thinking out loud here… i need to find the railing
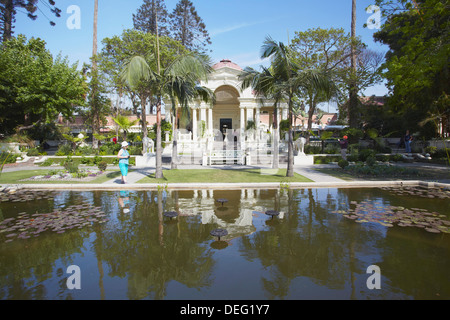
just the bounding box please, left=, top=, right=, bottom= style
left=207, top=150, right=245, bottom=165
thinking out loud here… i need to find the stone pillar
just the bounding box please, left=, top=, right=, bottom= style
left=208, top=107, right=213, bottom=134
left=200, top=105, right=206, bottom=123
left=240, top=107, right=245, bottom=132
left=192, top=106, right=197, bottom=141
left=255, top=107, right=260, bottom=127
left=255, top=107, right=260, bottom=141
left=246, top=107, right=254, bottom=124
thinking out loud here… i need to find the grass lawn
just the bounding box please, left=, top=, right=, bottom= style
left=314, top=164, right=450, bottom=181
left=137, top=168, right=313, bottom=184
left=0, top=169, right=122, bottom=184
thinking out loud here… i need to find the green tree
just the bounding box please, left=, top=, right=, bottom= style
left=99, top=29, right=188, bottom=155
left=0, top=0, right=61, bottom=42
left=373, top=0, right=449, bottom=138
left=169, top=0, right=211, bottom=52
left=133, top=0, right=170, bottom=36
left=258, top=36, right=338, bottom=177
left=0, top=35, right=87, bottom=135
left=291, top=27, right=382, bottom=134
left=122, top=52, right=213, bottom=177
left=240, top=65, right=284, bottom=169
left=112, top=114, right=138, bottom=140
left=165, top=53, right=214, bottom=169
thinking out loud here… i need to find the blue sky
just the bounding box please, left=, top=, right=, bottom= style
left=13, top=0, right=388, bottom=99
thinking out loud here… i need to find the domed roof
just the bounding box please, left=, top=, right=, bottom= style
left=212, top=59, right=242, bottom=71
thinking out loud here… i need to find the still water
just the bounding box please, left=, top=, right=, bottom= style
left=0, top=187, right=449, bottom=300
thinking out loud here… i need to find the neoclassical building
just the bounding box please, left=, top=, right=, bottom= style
left=163, top=59, right=290, bottom=163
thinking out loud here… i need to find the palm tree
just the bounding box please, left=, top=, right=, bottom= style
left=167, top=81, right=214, bottom=169
left=348, top=0, right=359, bottom=128
left=91, top=0, right=100, bottom=149
left=122, top=53, right=213, bottom=176
left=239, top=65, right=283, bottom=169
left=259, top=36, right=338, bottom=177
left=112, top=115, right=138, bottom=140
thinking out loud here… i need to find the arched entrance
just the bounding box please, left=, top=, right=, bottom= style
left=213, top=85, right=241, bottom=139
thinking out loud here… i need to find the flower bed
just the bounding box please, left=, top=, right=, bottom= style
left=21, top=169, right=105, bottom=182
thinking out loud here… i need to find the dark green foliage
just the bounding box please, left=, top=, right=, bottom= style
left=97, top=161, right=107, bottom=171
left=338, top=159, right=349, bottom=169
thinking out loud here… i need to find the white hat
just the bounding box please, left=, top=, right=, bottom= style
left=121, top=141, right=129, bottom=147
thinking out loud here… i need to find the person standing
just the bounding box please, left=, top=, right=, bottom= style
left=404, top=130, right=413, bottom=153
left=339, top=135, right=349, bottom=160
left=118, top=141, right=130, bottom=184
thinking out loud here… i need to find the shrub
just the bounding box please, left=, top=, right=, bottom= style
left=40, top=158, right=54, bottom=167
left=433, top=148, right=450, bottom=159
left=77, top=145, right=95, bottom=155
left=93, top=155, right=103, bottom=165
left=390, top=154, right=404, bottom=162
left=365, top=155, right=377, bottom=167
left=26, top=147, right=41, bottom=156
left=305, top=145, right=321, bottom=154
left=376, top=154, right=389, bottom=162
left=358, top=149, right=376, bottom=162
left=347, top=154, right=358, bottom=162
left=97, top=161, right=107, bottom=171
left=424, top=146, right=437, bottom=155
left=338, top=159, right=349, bottom=169
left=63, top=156, right=79, bottom=173
left=56, top=144, right=73, bottom=156
left=0, top=152, right=19, bottom=164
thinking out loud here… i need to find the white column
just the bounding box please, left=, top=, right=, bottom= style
left=240, top=107, right=245, bottom=132
left=192, top=107, right=197, bottom=141
left=246, top=107, right=254, bottom=123
left=255, top=107, right=260, bottom=141
left=208, top=107, right=213, bottom=133
left=200, top=105, right=206, bottom=123
left=255, top=107, right=260, bottom=127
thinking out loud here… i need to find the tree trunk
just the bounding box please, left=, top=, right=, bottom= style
left=349, top=0, right=359, bottom=128
left=155, top=8, right=164, bottom=179
left=141, top=94, right=148, bottom=153
left=155, top=99, right=164, bottom=178
left=286, top=97, right=295, bottom=177
left=272, top=105, right=279, bottom=169
left=2, top=0, right=14, bottom=42
left=91, top=0, right=99, bottom=149
left=171, top=107, right=178, bottom=169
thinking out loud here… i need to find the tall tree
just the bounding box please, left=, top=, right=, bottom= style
left=348, top=0, right=359, bottom=128
left=259, top=36, right=338, bottom=177
left=373, top=0, right=449, bottom=138
left=122, top=52, right=214, bottom=178
left=240, top=66, right=283, bottom=169
left=90, top=0, right=101, bottom=149
left=169, top=0, right=211, bottom=52
left=133, top=0, right=169, bottom=36
left=0, top=35, right=87, bottom=135
left=99, top=29, right=187, bottom=159
left=0, top=0, right=61, bottom=42
left=291, top=28, right=353, bottom=141
left=165, top=52, right=214, bottom=169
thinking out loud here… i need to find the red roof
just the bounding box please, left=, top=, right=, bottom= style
left=212, top=59, right=242, bottom=71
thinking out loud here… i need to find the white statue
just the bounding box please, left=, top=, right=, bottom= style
left=142, top=137, right=154, bottom=154
left=294, top=137, right=306, bottom=155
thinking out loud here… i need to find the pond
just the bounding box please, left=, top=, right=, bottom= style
left=0, top=186, right=449, bottom=300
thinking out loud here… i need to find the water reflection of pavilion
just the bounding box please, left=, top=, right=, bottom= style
left=169, top=188, right=286, bottom=240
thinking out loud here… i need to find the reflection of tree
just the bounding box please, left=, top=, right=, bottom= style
left=239, top=189, right=358, bottom=299
left=99, top=190, right=215, bottom=299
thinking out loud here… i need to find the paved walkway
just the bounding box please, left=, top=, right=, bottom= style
left=100, top=163, right=345, bottom=185
left=3, top=160, right=449, bottom=187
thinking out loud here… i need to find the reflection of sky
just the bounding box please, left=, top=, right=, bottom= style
left=2, top=188, right=449, bottom=300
